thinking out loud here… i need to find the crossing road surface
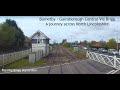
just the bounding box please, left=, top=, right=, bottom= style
left=1, top=59, right=118, bottom=74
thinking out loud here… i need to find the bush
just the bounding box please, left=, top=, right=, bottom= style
left=63, top=43, right=71, bottom=48
left=74, top=51, right=87, bottom=60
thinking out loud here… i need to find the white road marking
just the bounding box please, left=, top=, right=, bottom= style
left=52, top=65, right=60, bottom=67
left=61, top=60, right=82, bottom=65
left=33, top=60, right=82, bottom=70
left=110, top=69, right=120, bottom=74
left=32, top=66, right=50, bottom=69
left=106, top=70, right=116, bottom=74
left=73, top=60, right=80, bottom=63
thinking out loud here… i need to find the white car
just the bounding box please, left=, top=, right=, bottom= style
left=98, top=48, right=107, bottom=53
left=108, top=49, right=119, bottom=55
left=83, top=47, right=87, bottom=50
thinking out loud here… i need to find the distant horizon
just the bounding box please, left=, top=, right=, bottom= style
left=0, top=16, right=120, bottom=44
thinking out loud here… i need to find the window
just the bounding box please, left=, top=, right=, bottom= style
left=32, top=39, right=37, bottom=43
left=38, top=39, right=43, bottom=43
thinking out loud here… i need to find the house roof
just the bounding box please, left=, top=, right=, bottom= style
left=30, top=30, right=50, bottom=40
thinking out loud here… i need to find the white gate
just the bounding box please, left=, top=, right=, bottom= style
left=86, top=51, right=120, bottom=69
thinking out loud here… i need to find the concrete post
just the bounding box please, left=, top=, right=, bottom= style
left=29, top=53, right=36, bottom=63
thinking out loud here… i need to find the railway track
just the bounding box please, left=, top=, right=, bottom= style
left=57, top=45, right=63, bottom=74
left=47, top=46, right=57, bottom=74
left=47, top=45, right=80, bottom=74
left=60, top=46, right=81, bottom=74
left=48, top=45, right=63, bottom=74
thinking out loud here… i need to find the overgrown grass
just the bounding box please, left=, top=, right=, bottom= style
left=64, top=46, right=87, bottom=60
left=0, top=60, right=2, bottom=66
left=4, top=57, right=46, bottom=69
left=63, top=43, right=71, bottom=48
left=74, top=51, right=87, bottom=60
left=67, top=47, right=74, bottom=52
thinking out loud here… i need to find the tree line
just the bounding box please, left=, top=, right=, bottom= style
left=0, top=19, right=31, bottom=53
left=62, top=38, right=118, bottom=49
left=80, top=38, right=117, bottom=49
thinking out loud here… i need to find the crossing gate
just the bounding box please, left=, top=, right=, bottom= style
left=86, top=51, right=120, bottom=70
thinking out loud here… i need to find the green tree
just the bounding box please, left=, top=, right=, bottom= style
left=83, top=40, right=87, bottom=44
left=83, top=40, right=88, bottom=46
left=63, top=42, right=71, bottom=48
left=106, top=38, right=117, bottom=49
left=0, top=23, right=17, bottom=49
left=6, top=19, right=18, bottom=29
left=62, top=39, right=67, bottom=44
left=99, top=40, right=106, bottom=48
left=6, top=19, right=25, bottom=48
left=24, top=36, right=31, bottom=48
left=0, top=19, right=26, bottom=52
left=89, top=41, right=96, bottom=47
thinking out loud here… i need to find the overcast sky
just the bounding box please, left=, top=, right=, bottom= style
left=0, top=16, right=120, bottom=43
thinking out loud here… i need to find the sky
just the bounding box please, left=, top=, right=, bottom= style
left=0, top=16, right=120, bottom=44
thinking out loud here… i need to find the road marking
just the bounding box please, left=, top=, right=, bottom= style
left=61, top=61, right=79, bottom=65
left=33, top=66, right=50, bottom=69
left=106, top=70, right=116, bottom=74
left=52, top=65, right=60, bottom=67
left=32, top=60, right=89, bottom=69
left=72, top=61, right=80, bottom=63
left=110, top=69, right=120, bottom=74
left=33, top=61, right=82, bottom=70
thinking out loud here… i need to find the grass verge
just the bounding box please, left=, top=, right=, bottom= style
left=64, top=46, right=87, bottom=60
left=74, top=51, right=87, bottom=60
left=4, top=57, right=46, bottom=69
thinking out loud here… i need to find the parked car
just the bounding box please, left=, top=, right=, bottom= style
left=108, top=49, right=119, bottom=55
left=98, top=48, right=107, bottom=53
left=91, top=48, right=97, bottom=51
left=83, top=47, right=88, bottom=50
